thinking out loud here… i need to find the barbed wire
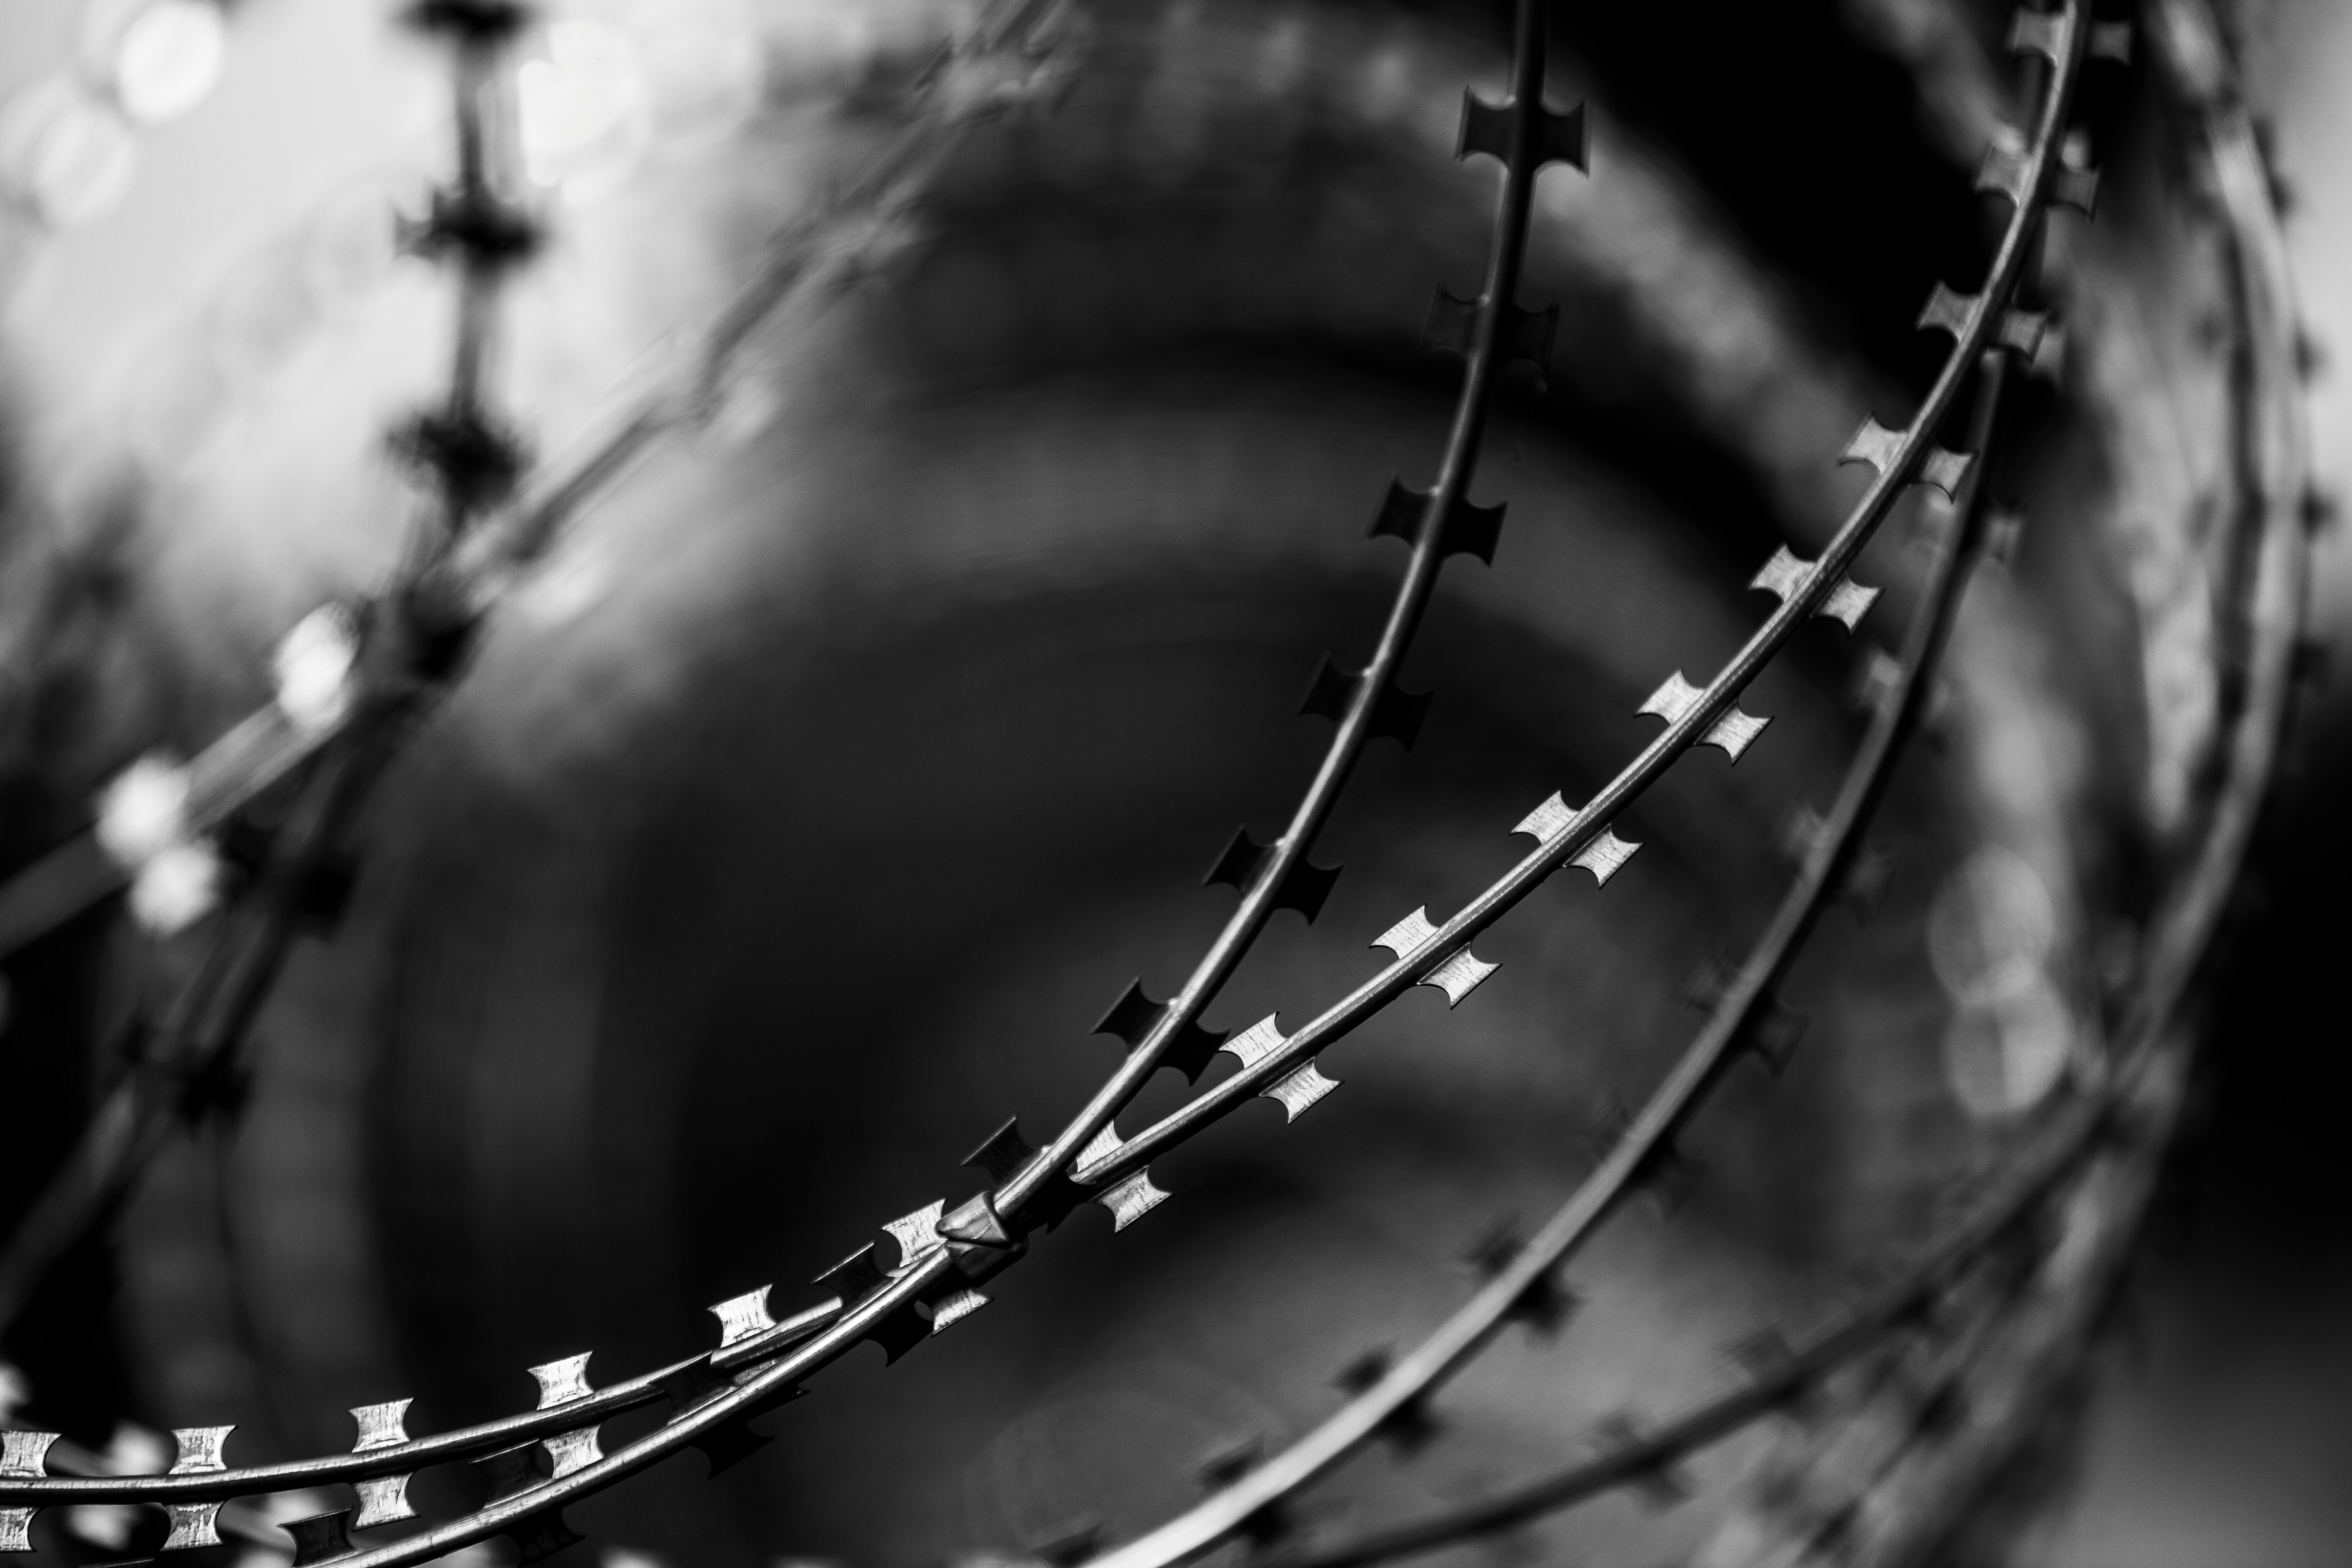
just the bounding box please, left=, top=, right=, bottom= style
left=0, top=3, right=2310, bottom=1568
left=0, top=0, right=1091, bottom=1351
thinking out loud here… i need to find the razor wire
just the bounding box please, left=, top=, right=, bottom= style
left=0, top=3, right=2311, bottom=1568
left=0, top=0, right=1091, bottom=1345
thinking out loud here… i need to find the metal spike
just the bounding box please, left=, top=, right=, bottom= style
left=0, top=1432, right=57, bottom=1476
left=1095, top=1169, right=1170, bottom=1230
left=1511, top=790, right=1575, bottom=844
left=1820, top=578, right=1879, bottom=630
left=1369, top=681, right=1434, bottom=749
left=1915, top=281, right=1975, bottom=340
left=1203, top=828, right=1341, bottom=921
left=1373, top=480, right=1421, bottom=541
left=1372, top=906, right=1439, bottom=960
left=1466, top=1225, right=1579, bottom=1336
left=1749, top=545, right=1808, bottom=601
left=1595, top=1413, right=1693, bottom=1506
left=1447, top=493, right=1509, bottom=565
left=1161, top=1014, right=1232, bottom=1085
left=1300, top=658, right=1431, bottom=747
left=929, top=1288, right=991, bottom=1334
left=1497, top=301, right=1560, bottom=379
left=351, top=1475, right=416, bottom=1530
left=1975, top=142, right=2032, bottom=206
left=1297, top=655, right=1358, bottom=723
left=1274, top=854, right=1343, bottom=922
left=162, top=1502, right=224, bottom=1551
left=1455, top=89, right=1588, bottom=172
left=284, top=1510, right=355, bottom=1568
left=1918, top=446, right=1973, bottom=499
left=1570, top=828, right=1641, bottom=885
left=1457, top=90, right=1514, bottom=166
left=350, top=1400, right=411, bottom=1452
left=1262, top=1059, right=1341, bottom=1121
left=1424, top=288, right=1479, bottom=358
left=1997, top=305, right=2050, bottom=359
left=962, top=1116, right=1036, bottom=1186
left=883, top=1201, right=947, bottom=1267
left=543, top=1425, right=602, bottom=1479
left=2089, top=20, right=2132, bottom=61
left=1746, top=1003, right=1808, bottom=1075
left=1333, top=1349, right=1439, bottom=1450
left=1638, top=671, right=1770, bottom=761
left=2006, top=8, right=2067, bottom=63
left=706, top=1287, right=775, bottom=1348
left=2050, top=163, right=2099, bottom=216
left=1204, top=824, right=1274, bottom=890
left=168, top=1426, right=233, bottom=1473
left=1308, top=653, right=1364, bottom=719
left=1841, top=414, right=1908, bottom=479
left=867, top=1303, right=933, bottom=1363
left=1373, top=480, right=1507, bottom=563
left=1853, top=646, right=1905, bottom=717
left=0, top=1510, right=29, bottom=1553
left=1986, top=504, right=2027, bottom=566
left=1220, top=1014, right=1287, bottom=1069
left=528, top=1354, right=593, bottom=1409
left=1424, top=948, right=1500, bottom=1006
left=652, top=1354, right=734, bottom=1419
left=814, top=1242, right=889, bottom=1304
left=1680, top=947, right=1736, bottom=1014
left=1094, top=980, right=1164, bottom=1046
left=1749, top=546, right=1879, bottom=630
left=478, top=1441, right=550, bottom=1504
left=1780, top=803, right=1831, bottom=866
left=1075, top=1120, right=1125, bottom=1170
left=1842, top=846, right=1896, bottom=913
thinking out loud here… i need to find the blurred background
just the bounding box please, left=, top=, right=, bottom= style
left=0, top=2, right=2342, bottom=1565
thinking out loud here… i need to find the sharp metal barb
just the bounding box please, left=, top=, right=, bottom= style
left=882, top=1201, right=948, bottom=1269
left=1372, top=907, right=1499, bottom=1006
left=813, top=1243, right=890, bottom=1305
left=528, top=1355, right=593, bottom=1411
left=351, top=1475, right=416, bottom=1531
left=1748, top=546, right=1880, bottom=632
left=0, top=1434, right=55, bottom=1479
left=1593, top=1414, right=1692, bottom=1508
left=285, top=1510, right=356, bottom=1568
left=1455, top=88, right=1588, bottom=173
left=1333, top=1349, right=1440, bottom=1452
left=1203, top=827, right=1341, bottom=923
left=163, top=1501, right=226, bottom=1551
left=1094, top=1170, right=1171, bottom=1231
left=1262, top=1059, right=1341, bottom=1122
left=963, top=1117, right=1037, bottom=1191
left=1638, top=671, right=1770, bottom=761
left=1368, top=480, right=1506, bottom=566
left=708, top=1287, right=776, bottom=1347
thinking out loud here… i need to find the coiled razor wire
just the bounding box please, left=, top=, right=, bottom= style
left=0, top=2, right=2312, bottom=1567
